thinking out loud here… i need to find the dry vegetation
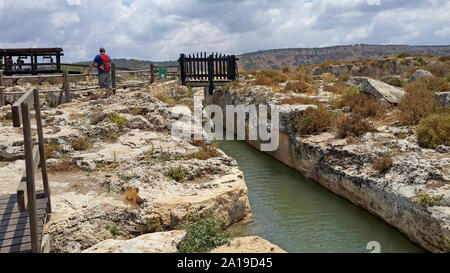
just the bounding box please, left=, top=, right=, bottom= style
left=187, top=144, right=221, bottom=160
left=249, top=66, right=318, bottom=94
left=45, top=140, right=61, bottom=159
left=124, top=187, right=144, bottom=206
left=331, top=86, right=386, bottom=119
left=334, top=114, right=374, bottom=138
left=71, top=136, right=92, bottom=151
left=241, top=56, right=449, bottom=149
left=294, top=106, right=335, bottom=135
left=397, top=79, right=442, bottom=125
left=373, top=152, right=394, bottom=173
left=416, top=111, right=450, bottom=149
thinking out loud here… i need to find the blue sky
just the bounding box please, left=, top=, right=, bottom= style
left=0, top=0, right=449, bottom=62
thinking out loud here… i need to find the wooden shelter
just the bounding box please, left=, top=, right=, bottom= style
left=0, top=48, right=64, bottom=75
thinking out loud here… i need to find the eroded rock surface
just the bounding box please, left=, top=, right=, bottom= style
left=0, top=80, right=251, bottom=253
left=348, top=77, right=405, bottom=104
left=82, top=230, right=186, bottom=253
left=211, top=236, right=286, bottom=253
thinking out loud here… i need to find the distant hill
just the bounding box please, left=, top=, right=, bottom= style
left=238, top=44, right=450, bottom=70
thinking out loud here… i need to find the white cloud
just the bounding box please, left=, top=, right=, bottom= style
left=50, top=11, right=80, bottom=28
left=435, top=27, right=450, bottom=38
left=0, top=0, right=448, bottom=62
left=66, top=0, right=81, bottom=6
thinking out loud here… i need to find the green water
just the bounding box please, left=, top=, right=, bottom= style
left=217, top=139, right=424, bottom=253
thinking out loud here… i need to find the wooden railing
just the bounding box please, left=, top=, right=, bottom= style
left=178, top=53, right=238, bottom=90
left=11, top=89, right=51, bottom=253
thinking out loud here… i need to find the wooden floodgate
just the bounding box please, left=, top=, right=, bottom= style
left=178, top=53, right=238, bottom=92
left=0, top=89, right=51, bottom=253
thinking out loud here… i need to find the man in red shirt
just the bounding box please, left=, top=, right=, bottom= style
left=85, top=48, right=114, bottom=97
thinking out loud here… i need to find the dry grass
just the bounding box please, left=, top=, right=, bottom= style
left=331, top=86, right=386, bottom=119
left=423, top=61, right=450, bottom=79
left=323, top=83, right=347, bottom=94
left=284, top=80, right=315, bottom=93
left=397, top=79, right=441, bottom=125
left=45, top=141, right=61, bottom=159
left=69, top=113, right=86, bottom=120
left=373, top=152, right=393, bottom=173
left=47, top=157, right=83, bottom=173
left=187, top=144, right=221, bottom=160
left=153, top=91, right=177, bottom=105
left=71, top=136, right=92, bottom=151
left=321, top=73, right=337, bottom=84
left=294, top=106, right=335, bottom=135
left=334, top=114, right=374, bottom=138
left=124, top=187, right=144, bottom=206
left=254, top=70, right=288, bottom=86
left=239, top=70, right=258, bottom=76
left=278, top=96, right=322, bottom=106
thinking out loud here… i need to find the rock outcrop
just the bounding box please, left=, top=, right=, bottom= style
left=211, top=236, right=286, bottom=253
left=408, top=69, right=434, bottom=83
left=209, top=86, right=450, bottom=253
left=435, top=92, right=450, bottom=108
left=82, top=230, right=186, bottom=253
left=348, top=77, right=405, bottom=104
left=0, top=80, right=252, bottom=253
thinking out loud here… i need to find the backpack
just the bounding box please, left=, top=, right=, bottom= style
left=99, top=54, right=111, bottom=72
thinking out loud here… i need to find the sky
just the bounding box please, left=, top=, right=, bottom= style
left=0, top=0, right=449, bottom=62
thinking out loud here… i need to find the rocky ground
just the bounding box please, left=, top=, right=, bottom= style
left=0, top=77, right=280, bottom=253
left=212, top=59, right=450, bottom=252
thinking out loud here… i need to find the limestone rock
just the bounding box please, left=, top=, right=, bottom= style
left=348, top=77, right=405, bottom=104
left=211, top=236, right=286, bottom=253
left=434, top=92, right=450, bottom=108
left=408, top=69, right=434, bottom=83
left=82, top=230, right=186, bottom=253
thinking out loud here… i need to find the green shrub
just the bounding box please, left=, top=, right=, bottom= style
left=106, top=224, right=121, bottom=236
left=381, top=77, right=405, bottom=87
left=373, top=152, right=393, bottom=173
left=416, top=112, right=450, bottom=149
left=177, top=215, right=232, bottom=253
left=168, top=166, right=187, bottom=182
left=109, top=112, right=128, bottom=130
left=294, top=106, right=335, bottom=135
left=414, top=190, right=444, bottom=207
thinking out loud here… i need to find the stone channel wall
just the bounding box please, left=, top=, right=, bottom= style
left=208, top=88, right=450, bottom=253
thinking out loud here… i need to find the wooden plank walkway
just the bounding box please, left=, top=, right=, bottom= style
left=0, top=191, right=49, bottom=253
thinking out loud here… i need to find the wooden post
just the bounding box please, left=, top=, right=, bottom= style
left=150, top=64, right=155, bottom=84
left=63, top=69, right=70, bottom=103
left=111, top=63, right=117, bottom=90
left=33, top=89, right=51, bottom=213
left=179, top=54, right=185, bottom=85
left=0, top=70, right=4, bottom=106
left=21, top=102, right=40, bottom=253
left=208, top=54, right=214, bottom=94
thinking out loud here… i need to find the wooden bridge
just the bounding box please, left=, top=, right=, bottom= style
left=178, top=53, right=238, bottom=92
left=0, top=89, right=51, bottom=253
